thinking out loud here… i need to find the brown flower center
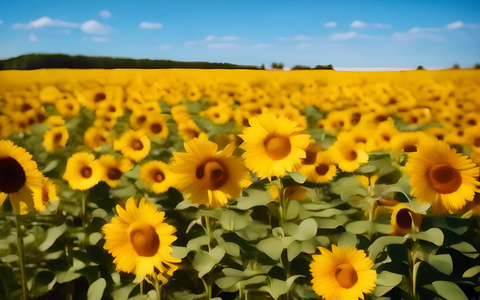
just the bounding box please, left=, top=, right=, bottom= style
left=315, top=164, right=330, bottom=176
left=196, top=160, right=227, bottom=190
left=53, top=132, right=63, bottom=143
left=302, top=149, right=317, bottom=165
left=474, top=137, right=480, bottom=147
left=0, top=157, right=27, bottom=194
left=151, top=123, right=163, bottom=134
left=107, top=168, right=122, bottom=180
left=154, top=171, right=165, bottom=183
left=132, top=139, right=144, bottom=151
left=427, top=164, right=462, bottom=194
left=404, top=145, right=417, bottom=152
left=335, top=263, right=358, bottom=289
left=129, top=223, right=160, bottom=257
left=396, top=208, right=413, bottom=229
left=81, top=166, right=93, bottom=179
left=94, top=92, right=106, bottom=103
left=348, top=150, right=358, bottom=161
left=264, top=136, right=291, bottom=160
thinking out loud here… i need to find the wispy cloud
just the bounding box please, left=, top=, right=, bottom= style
left=13, top=17, right=78, bottom=30
left=99, top=10, right=111, bottom=18
left=392, top=31, right=444, bottom=42
left=80, top=20, right=112, bottom=35
left=157, top=45, right=170, bottom=50
left=296, top=43, right=311, bottom=50
left=92, top=36, right=110, bottom=43
left=294, top=35, right=312, bottom=41
left=330, top=31, right=357, bottom=41
left=29, top=33, right=38, bottom=42
left=254, top=43, right=270, bottom=48
left=0, top=20, right=3, bottom=25
left=139, top=22, right=163, bottom=29
left=324, top=21, right=337, bottom=28
left=350, top=20, right=391, bottom=29
left=204, top=35, right=239, bottom=42
left=207, top=43, right=238, bottom=49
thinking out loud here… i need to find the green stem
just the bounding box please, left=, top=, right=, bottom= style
left=200, top=276, right=212, bottom=300
left=277, top=179, right=286, bottom=227
left=408, top=240, right=420, bottom=300
left=203, top=215, right=212, bottom=251
left=82, top=190, right=88, bottom=228
left=140, top=280, right=143, bottom=295
left=15, top=215, right=28, bottom=300
left=154, top=276, right=162, bottom=300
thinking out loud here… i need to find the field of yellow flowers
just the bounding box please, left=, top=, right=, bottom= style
left=0, top=69, right=479, bottom=300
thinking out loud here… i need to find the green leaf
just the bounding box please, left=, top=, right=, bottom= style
left=338, top=232, right=357, bottom=249
left=111, top=284, right=137, bottom=300
left=463, top=266, right=480, bottom=278
left=411, top=228, right=444, bottom=246
left=257, top=237, right=284, bottom=260
left=192, top=247, right=226, bottom=278
left=432, top=281, right=468, bottom=300
left=56, top=267, right=81, bottom=283
left=287, top=241, right=301, bottom=262
left=286, top=172, right=307, bottom=184
left=425, top=254, right=453, bottom=275
left=219, top=210, right=252, bottom=231
left=87, top=278, right=106, bottom=300
left=186, top=235, right=210, bottom=251
left=41, top=159, right=59, bottom=173
left=294, top=218, right=317, bottom=241
left=218, top=242, right=240, bottom=257
left=39, top=223, right=67, bottom=252
left=260, top=279, right=288, bottom=300
left=109, top=184, right=137, bottom=199
left=345, top=220, right=373, bottom=234
left=285, top=200, right=300, bottom=220
left=368, top=236, right=406, bottom=260
left=215, top=276, right=242, bottom=290
left=172, top=246, right=190, bottom=259
left=286, top=275, right=304, bottom=288
left=232, top=189, right=272, bottom=210
left=376, top=271, right=403, bottom=286
left=451, top=242, right=477, bottom=253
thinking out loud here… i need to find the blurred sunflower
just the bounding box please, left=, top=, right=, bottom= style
left=143, top=113, right=169, bottom=139
left=33, top=178, right=59, bottom=213
left=99, top=155, right=134, bottom=188
left=114, top=130, right=151, bottom=163
left=329, top=136, right=369, bottom=173
left=310, top=245, right=377, bottom=300
left=55, top=93, right=80, bottom=118
left=300, top=151, right=337, bottom=183
left=63, top=152, right=104, bottom=191
left=178, top=119, right=202, bottom=141
left=406, top=138, right=479, bottom=214
left=84, top=126, right=110, bottom=150
left=140, top=160, right=174, bottom=194
left=0, top=115, right=11, bottom=139
left=171, top=133, right=251, bottom=208
left=240, top=113, right=310, bottom=180
left=43, top=126, right=69, bottom=153
left=390, top=204, right=423, bottom=236
left=0, top=140, right=44, bottom=214
left=102, top=197, right=181, bottom=281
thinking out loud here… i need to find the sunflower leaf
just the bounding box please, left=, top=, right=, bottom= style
left=410, top=228, right=444, bottom=246
left=432, top=281, right=468, bottom=300
left=424, top=254, right=453, bottom=275
left=338, top=232, right=357, bottom=248
left=38, top=223, right=67, bottom=252
left=257, top=237, right=284, bottom=260
left=232, top=189, right=272, bottom=210
left=87, top=278, right=106, bottom=300
left=286, top=172, right=307, bottom=184
left=345, top=220, right=373, bottom=234
left=368, top=236, right=406, bottom=260
left=375, top=271, right=403, bottom=287
left=463, top=266, right=480, bottom=278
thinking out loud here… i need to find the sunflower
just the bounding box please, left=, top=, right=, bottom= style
left=114, top=130, right=151, bottom=163
left=99, top=155, right=134, bottom=188
left=406, top=138, right=480, bottom=214
left=300, top=151, right=337, bottom=183
left=84, top=127, right=110, bottom=150
left=143, top=113, right=169, bottom=139
left=310, top=245, right=377, bottom=300
left=43, top=126, right=69, bottom=153
left=390, top=204, right=423, bottom=236
left=329, top=136, right=369, bottom=173
left=33, top=178, right=59, bottom=213
left=0, top=140, right=44, bottom=214
left=140, top=160, right=174, bottom=194
left=240, top=113, right=310, bottom=180
left=63, top=152, right=104, bottom=191
left=102, top=197, right=181, bottom=281
left=0, top=115, right=11, bottom=139
left=171, top=133, right=251, bottom=208
left=177, top=119, right=202, bottom=142
left=55, top=93, right=80, bottom=118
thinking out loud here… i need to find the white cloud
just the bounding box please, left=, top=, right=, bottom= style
left=139, top=22, right=163, bottom=29
left=254, top=43, right=270, bottom=48
left=330, top=31, right=357, bottom=41
left=203, top=35, right=239, bottom=42
left=445, top=21, right=464, bottom=30
left=58, top=29, right=71, bottom=34
left=184, top=41, right=196, bottom=47
left=372, top=23, right=391, bottom=29
left=296, top=43, right=311, bottom=50
left=158, top=45, right=170, bottom=50
left=0, top=20, right=3, bottom=25
left=350, top=20, right=367, bottom=28
left=324, top=21, right=337, bottom=28
left=294, top=34, right=312, bottom=41
left=92, top=36, right=110, bottom=43
left=392, top=31, right=444, bottom=42
left=99, top=10, right=111, bottom=18
left=29, top=33, right=38, bottom=42
left=13, top=17, right=78, bottom=30
left=208, top=43, right=237, bottom=49
left=80, top=20, right=112, bottom=34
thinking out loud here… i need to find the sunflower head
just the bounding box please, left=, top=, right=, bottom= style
left=390, top=204, right=423, bottom=236
left=240, top=113, right=310, bottom=180
left=63, top=152, right=104, bottom=191
left=310, top=245, right=377, bottom=300
left=406, top=138, right=480, bottom=214
left=114, top=130, right=151, bottom=163
left=140, top=160, right=174, bottom=194
left=102, top=197, right=181, bottom=282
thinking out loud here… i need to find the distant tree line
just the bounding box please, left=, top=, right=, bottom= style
left=0, top=54, right=261, bottom=70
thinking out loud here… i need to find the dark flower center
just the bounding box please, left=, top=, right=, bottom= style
left=196, top=160, right=228, bottom=190
left=81, top=166, right=93, bottom=179
left=151, top=123, right=163, bottom=134
left=335, top=263, right=358, bottom=289
left=94, top=93, right=106, bottom=103
left=132, top=140, right=144, bottom=151
left=107, top=168, right=122, bottom=180
left=315, top=164, right=330, bottom=176
left=130, top=223, right=160, bottom=257
left=154, top=171, right=165, bottom=183
left=264, top=136, right=291, bottom=160
left=396, top=209, right=413, bottom=229
left=0, top=157, right=27, bottom=194
left=427, top=163, right=462, bottom=194
left=404, top=145, right=417, bottom=152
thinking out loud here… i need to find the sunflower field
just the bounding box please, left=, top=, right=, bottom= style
left=0, top=69, right=480, bottom=300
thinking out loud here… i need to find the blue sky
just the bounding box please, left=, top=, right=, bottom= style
left=1, top=0, right=479, bottom=69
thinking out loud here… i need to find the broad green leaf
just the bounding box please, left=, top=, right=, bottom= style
left=87, top=278, right=106, bottom=300
left=375, top=271, right=403, bottom=287
left=451, top=242, right=477, bottom=253
left=88, top=232, right=103, bottom=245
left=345, top=220, right=373, bottom=234
left=219, top=210, right=252, bottom=231
left=192, top=247, right=226, bottom=278
left=411, top=228, right=443, bottom=246
left=171, top=246, right=190, bottom=259
left=287, top=241, right=301, bottom=261
left=257, top=237, right=284, bottom=260
left=41, top=160, right=59, bottom=173
left=463, top=266, right=480, bottom=278
left=218, top=242, right=240, bottom=257
left=286, top=275, right=304, bottom=288
left=56, top=267, right=81, bottom=283
left=260, top=279, right=288, bottom=300
left=432, top=281, right=468, bottom=300
left=287, top=172, right=307, bottom=184
left=285, top=200, right=301, bottom=220
left=215, top=276, right=242, bottom=290
left=338, top=232, right=357, bottom=249
left=425, top=254, right=452, bottom=275
left=109, top=184, right=137, bottom=199
left=186, top=235, right=210, bottom=251
left=232, top=189, right=272, bottom=210
left=39, top=223, right=67, bottom=252
left=368, top=236, right=406, bottom=260
left=111, top=284, right=137, bottom=300
left=294, top=218, right=317, bottom=241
